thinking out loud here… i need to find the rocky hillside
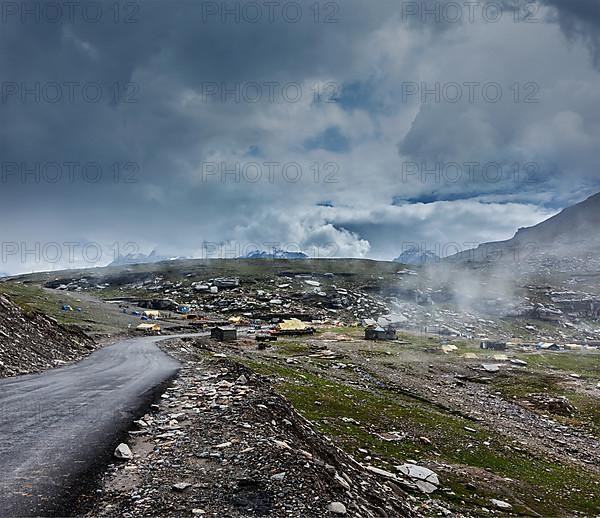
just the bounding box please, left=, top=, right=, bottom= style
left=0, top=293, right=94, bottom=377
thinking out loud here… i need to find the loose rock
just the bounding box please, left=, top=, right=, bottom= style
left=327, top=501, right=347, bottom=515
left=490, top=499, right=512, bottom=510
left=114, top=443, right=133, bottom=460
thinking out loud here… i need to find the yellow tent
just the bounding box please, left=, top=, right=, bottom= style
left=143, top=310, right=160, bottom=319
left=277, top=318, right=307, bottom=332
left=137, top=323, right=161, bottom=331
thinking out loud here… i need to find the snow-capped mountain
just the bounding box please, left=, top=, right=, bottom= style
left=394, top=248, right=440, bottom=265
left=242, top=248, right=309, bottom=259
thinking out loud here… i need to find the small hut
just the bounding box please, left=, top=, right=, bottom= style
left=211, top=326, right=237, bottom=342
left=365, top=326, right=396, bottom=341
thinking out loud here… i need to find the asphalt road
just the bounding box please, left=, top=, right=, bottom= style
left=0, top=336, right=188, bottom=517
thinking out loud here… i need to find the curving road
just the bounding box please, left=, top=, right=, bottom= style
left=0, top=335, right=193, bottom=517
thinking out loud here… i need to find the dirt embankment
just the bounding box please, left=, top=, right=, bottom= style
left=0, top=293, right=94, bottom=377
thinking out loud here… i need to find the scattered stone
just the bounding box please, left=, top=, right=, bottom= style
left=114, top=443, right=133, bottom=460
left=272, top=439, right=292, bottom=450
left=365, top=465, right=397, bottom=480
left=172, top=482, right=192, bottom=492
left=334, top=473, right=351, bottom=490
left=414, top=480, right=438, bottom=494
left=510, top=359, right=527, bottom=366
left=490, top=499, right=512, bottom=510
left=376, top=431, right=404, bottom=441
left=526, top=394, right=576, bottom=417
left=327, top=502, right=347, bottom=515
left=396, top=464, right=440, bottom=494
left=482, top=364, right=500, bottom=373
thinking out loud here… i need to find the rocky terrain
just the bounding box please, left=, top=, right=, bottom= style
left=79, top=329, right=600, bottom=517
left=81, top=338, right=418, bottom=517
left=41, top=266, right=392, bottom=323
left=1, top=241, right=598, bottom=516
left=0, top=293, right=94, bottom=377
left=7, top=252, right=600, bottom=348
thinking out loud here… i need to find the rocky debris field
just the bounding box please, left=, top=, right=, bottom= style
left=216, top=331, right=600, bottom=515
left=397, top=362, right=600, bottom=474
left=35, top=256, right=600, bottom=347
left=82, top=331, right=600, bottom=517
left=82, top=340, right=417, bottom=517
left=10, top=256, right=600, bottom=348
left=0, top=293, right=94, bottom=377
left=49, top=272, right=392, bottom=324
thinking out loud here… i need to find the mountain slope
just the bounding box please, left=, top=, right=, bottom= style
left=510, top=192, right=600, bottom=246
left=447, top=192, right=600, bottom=263
left=394, top=248, right=440, bottom=265
left=110, top=249, right=189, bottom=266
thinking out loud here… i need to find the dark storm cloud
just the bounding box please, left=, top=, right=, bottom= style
left=0, top=0, right=396, bottom=202
left=0, top=0, right=405, bottom=272
left=0, top=0, right=599, bottom=273
left=540, top=0, right=600, bottom=67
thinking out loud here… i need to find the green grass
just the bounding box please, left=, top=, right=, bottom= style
left=272, top=341, right=310, bottom=356
left=0, top=280, right=133, bottom=337
left=0, top=282, right=77, bottom=319
left=493, top=370, right=563, bottom=398
left=241, top=358, right=600, bottom=516
left=565, top=393, right=600, bottom=438
left=317, top=326, right=362, bottom=336
left=396, top=332, right=443, bottom=348
left=493, top=368, right=600, bottom=439
left=514, top=351, right=600, bottom=379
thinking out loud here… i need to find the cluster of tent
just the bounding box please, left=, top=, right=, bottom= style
left=61, top=304, right=82, bottom=312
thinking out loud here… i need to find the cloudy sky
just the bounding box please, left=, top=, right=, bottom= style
left=1, top=0, right=599, bottom=273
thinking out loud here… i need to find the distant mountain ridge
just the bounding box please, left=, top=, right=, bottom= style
left=110, top=249, right=188, bottom=266
left=242, top=248, right=309, bottom=259
left=447, top=192, right=600, bottom=263
left=394, top=248, right=440, bottom=265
